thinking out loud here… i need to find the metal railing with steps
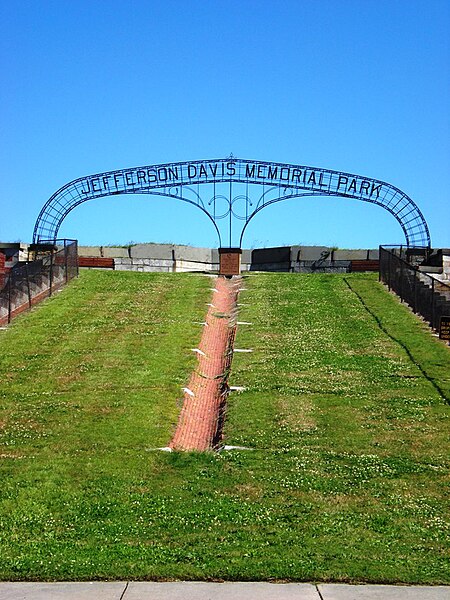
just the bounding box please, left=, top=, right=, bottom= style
left=380, top=246, right=450, bottom=333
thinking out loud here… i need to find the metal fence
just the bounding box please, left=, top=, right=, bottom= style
left=379, top=245, right=450, bottom=332
left=0, top=239, right=78, bottom=325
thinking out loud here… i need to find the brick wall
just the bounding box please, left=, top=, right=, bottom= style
left=0, top=252, right=6, bottom=289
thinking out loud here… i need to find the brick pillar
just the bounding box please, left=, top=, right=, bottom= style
left=0, top=252, right=5, bottom=289
left=219, top=248, right=242, bottom=276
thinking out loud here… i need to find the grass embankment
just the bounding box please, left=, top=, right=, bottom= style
left=0, top=271, right=449, bottom=583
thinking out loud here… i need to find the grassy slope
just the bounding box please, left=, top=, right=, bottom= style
left=0, top=271, right=449, bottom=583
left=0, top=270, right=211, bottom=578
left=226, top=273, right=449, bottom=583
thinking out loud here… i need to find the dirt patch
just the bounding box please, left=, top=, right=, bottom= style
left=278, top=398, right=317, bottom=432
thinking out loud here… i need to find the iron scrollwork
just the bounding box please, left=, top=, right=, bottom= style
left=33, top=158, right=431, bottom=248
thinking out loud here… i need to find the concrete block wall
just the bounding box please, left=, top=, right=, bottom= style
left=77, top=244, right=381, bottom=274
left=19, top=244, right=29, bottom=262
left=173, top=246, right=218, bottom=272
left=114, top=258, right=174, bottom=273
left=110, top=244, right=220, bottom=273
left=176, top=260, right=217, bottom=273
left=78, top=246, right=103, bottom=258
left=102, top=247, right=129, bottom=258
left=130, top=244, right=173, bottom=260
left=333, top=249, right=379, bottom=260
left=441, top=250, right=450, bottom=282
left=292, top=246, right=330, bottom=262
left=249, top=247, right=291, bottom=272
left=294, top=261, right=351, bottom=274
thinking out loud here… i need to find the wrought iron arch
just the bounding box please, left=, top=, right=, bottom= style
left=33, top=158, right=431, bottom=247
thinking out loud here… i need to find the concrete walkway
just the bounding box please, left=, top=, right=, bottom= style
left=0, top=582, right=448, bottom=599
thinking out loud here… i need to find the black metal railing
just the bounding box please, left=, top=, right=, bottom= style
left=379, top=245, right=450, bottom=331
left=0, top=240, right=78, bottom=325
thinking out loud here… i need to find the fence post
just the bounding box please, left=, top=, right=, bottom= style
left=387, top=249, right=391, bottom=291
left=25, top=263, right=32, bottom=309
left=49, top=248, right=54, bottom=297
left=413, top=269, right=417, bottom=314
left=431, top=278, right=435, bottom=329
left=379, top=247, right=382, bottom=282
left=399, top=258, right=404, bottom=302
left=75, top=241, right=79, bottom=277
left=7, top=275, right=12, bottom=324
left=64, top=241, right=69, bottom=284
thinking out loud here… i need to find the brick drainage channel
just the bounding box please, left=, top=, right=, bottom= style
left=169, top=276, right=242, bottom=451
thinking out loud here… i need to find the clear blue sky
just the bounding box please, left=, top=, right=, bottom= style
left=1, top=0, right=449, bottom=249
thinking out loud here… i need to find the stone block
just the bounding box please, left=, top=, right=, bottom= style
left=18, top=244, right=30, bottom=261
left=251, top=246, right=291, bottom=264
left=148, top=259, right=173, bottom=269
left=442, top=255, right=450, bottom=275
left=290, top=246, right=301, bottom=262
left=293, top=261, right=351, bottom=273
left=174, top=246, right=212, bottom=263
left=295, top=246, right=330, bottom=261
left=102, top=247, right=129, bottom=258
left=114, top=257, right=176, bottom=272
left=419, top=266, right=442, bottom=274
left=333, top=249, right=368, bottom=260
left=176, top=260, right=214, bottom=272
left=78, top=246, right=102, bottom=257
left=130, top=244, right=173, bottom=259
left=250, top=262, right=290, bottom=272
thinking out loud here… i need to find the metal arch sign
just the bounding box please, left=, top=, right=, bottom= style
left=33, top=157, right=431, bottom=248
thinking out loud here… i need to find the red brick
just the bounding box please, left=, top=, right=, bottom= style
left=170, top=277, right=242, bottom=451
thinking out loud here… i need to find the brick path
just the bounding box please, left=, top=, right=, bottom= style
left=169, top=276, right=241, bottom=451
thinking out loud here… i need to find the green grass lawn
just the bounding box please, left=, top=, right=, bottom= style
left=0, top=271, right=449, bottom=583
